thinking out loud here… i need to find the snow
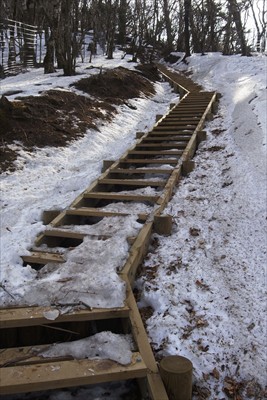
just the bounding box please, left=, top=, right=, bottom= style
left=137, top=53, right=267, bottom=397
left=0, top=52, right=178, bottom=310
left=41, top=332, right=134, bottom=365
left=0, top=51, right=266, bottom=398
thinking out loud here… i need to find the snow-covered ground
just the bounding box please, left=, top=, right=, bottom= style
left=0, top=52, right=178, bottom=310
left=137, top=53, right=267, bottom=398
left=0, top=51, right=266, bottom=398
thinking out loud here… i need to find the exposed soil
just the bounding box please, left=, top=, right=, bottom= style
left=0, top=65, right=158, bottom=173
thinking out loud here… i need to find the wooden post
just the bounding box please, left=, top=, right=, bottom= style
left=42, top=210, right=61, bottom=225
left=211, top=101, right=219, bottom=114
left=182, top=161, right=195, bottom=176
left=159, top=356, right=193, bottom=400
left=154, top=215, right=172, bottom=236
left=102, top=160, right=114, bottom=172
left=197, top=130, right=207, bottom=146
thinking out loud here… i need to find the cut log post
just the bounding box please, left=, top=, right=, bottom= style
left=102, top=160, right=114, bottom=172
left=159, top=355, right=193, bottom=400
left=182, top=161, right=195, bottom=176
left=42, top=210, right=62, bottom=225
left=154, top=215, right=172, bottom=236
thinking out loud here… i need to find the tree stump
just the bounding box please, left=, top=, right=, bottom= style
left=159, top=355, right=193, bottom=400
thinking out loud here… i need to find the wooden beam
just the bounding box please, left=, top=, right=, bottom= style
left=120, top=158, right=178, bottom=165
left=135, top=143, right=186, bottom=149
left=124, top=284, right=169, bottom=400
left=65, top=208, right=148, bottom=221
left=0, top=305, right=130, bottom=329
left=84, top=192, right=160, bottom=203
left=21, top=252, right=65, bottom=265
left=128, top=150, right=183, bottom=155
left=0, top=353, right=147, bottom=395
left=110, top=168, right=173, bottom=175
left=99, top=178, right=167, bottom=187
left=142, top=136, right=190, bottom=142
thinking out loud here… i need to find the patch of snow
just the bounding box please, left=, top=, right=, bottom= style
left=41, top=331, right=134, bottom=365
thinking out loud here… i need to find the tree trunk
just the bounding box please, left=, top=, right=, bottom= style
left=44, top=34, right=56, bottom=73
left=228, top=0, right=250, bottom=55
left=184, top=0, right=191, bottom=57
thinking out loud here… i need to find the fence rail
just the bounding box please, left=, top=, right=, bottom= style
left=0, top=18, right=43, bottom=77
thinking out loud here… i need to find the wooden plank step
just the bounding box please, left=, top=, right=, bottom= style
left=154, top=126, right=196, bottom=131
left=99, top=178, right=166, bottom=187
left=43, top=229, right=110, bottom=241
left=0, top=352, right=147, bottom=395
left=168, top=111, right=203, bottom=115
left=146, top=132, right=192, bottom=138
left=128, top=150, right=182, bottom=155
left=120, top=158, right=178, bottom=165
left=84, top=192, right=160, bottom=203
left=142, top=136, right=190, bottom=142
left=0, top=305, right=130, bottom=329
left=66, top=208, right=148, bottom=221
left=175, top=104, right=208, bottom=109
left=135, top=143, right=186, bottom=149
left=110, top=168, right=173, bottom=175
left=21, top=252, right=65, bottom=265
left=161, top=117, right=200, bottom=122
left=157, top=123, right=198, bottom=128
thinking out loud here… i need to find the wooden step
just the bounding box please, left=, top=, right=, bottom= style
left=128, top=150, right=182, bottom=155
left=84, top=192, right=160, bottom=203
left=161, top=118, right=200, bottom=123
left=120, top=158, right=178, bottom=165
left=110, top=168, right=173, bottom=175
left=35, top=229, right=111, bottom=248
left=0, top=305, right=130, bottom=329
left=135, top=143, right=186, bottom=149
left=158, top=123, right=198, bottom=129
left=99, top=178, right=166, bottom=187
left=0, top=352, right=146, bottom=395
left=66, top=207, right=148, bottom=219
left=154, top=126, right=196, bottom=131
left=42, top=229, right=110, bottom=241
left=147, top=131, right=192, bottom=136
left=142, top=136, right=190, bottom=142
left=21, top=251, right=65, bottom=265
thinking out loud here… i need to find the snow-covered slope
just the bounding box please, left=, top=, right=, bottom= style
left=137, top=53, right=267, bottom=398
left=0, top=52, right=266, bottom=398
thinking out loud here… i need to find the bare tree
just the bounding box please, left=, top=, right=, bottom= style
left=184, top=0, right=191, bottom=57
left=227, top=0, right=250, bottom=55
left=246, top=0, right=266, bottom=52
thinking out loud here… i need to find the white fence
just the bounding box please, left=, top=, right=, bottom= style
left=0, top=19, right=44, bottom=77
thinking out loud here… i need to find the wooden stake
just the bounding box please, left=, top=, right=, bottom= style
left=154, top=215, right=172, bottom=236
left=159, top=355, right=193, bottom=400
left=102, top=160, right=114, bottom=173
left=42, top=210, right=62, bottom=225
left=182, top=161, right=195, bottom=176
